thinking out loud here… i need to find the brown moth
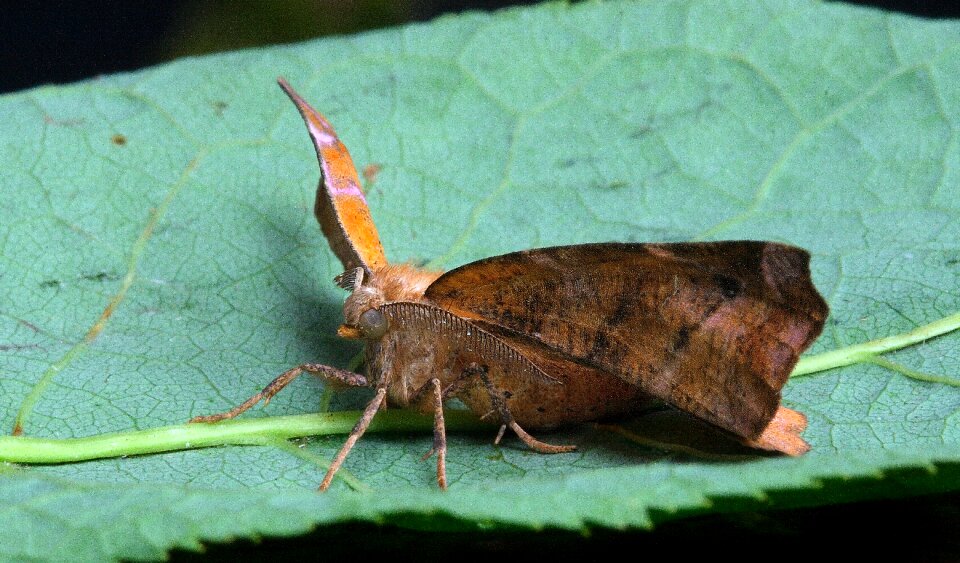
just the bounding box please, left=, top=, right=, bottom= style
left=191, top=78, right=829, bottom=491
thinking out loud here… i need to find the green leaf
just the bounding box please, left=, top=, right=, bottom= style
left=2, top=0, right=960, bottom=559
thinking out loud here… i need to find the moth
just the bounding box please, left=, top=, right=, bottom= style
left=192, top=78, right=829, bottom=491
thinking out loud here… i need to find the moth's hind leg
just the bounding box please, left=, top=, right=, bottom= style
left=499, top=420, right=576, bottom=454
left=472, top=365, right=576, bottom=455
left=189, top=364, right=368, bottom=423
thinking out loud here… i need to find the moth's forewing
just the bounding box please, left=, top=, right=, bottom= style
left=278, top=78, right=387, bottom=273
left=425, top=242, right=828, bottom=440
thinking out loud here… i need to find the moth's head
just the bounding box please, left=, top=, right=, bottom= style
left=335, top=267, right=388, bottom=341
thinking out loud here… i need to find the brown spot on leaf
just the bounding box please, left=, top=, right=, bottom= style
left=362, top=163, right=381, bottom=186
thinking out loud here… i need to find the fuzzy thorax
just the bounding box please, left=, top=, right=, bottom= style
left=341, top=264, right=442, bottom=329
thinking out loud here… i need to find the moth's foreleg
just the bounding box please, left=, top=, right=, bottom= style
left=319, top=386, right=387, bottom=491
left=475, top=365, right=576, bottom=455
left=189, top=363, right=367, bottom=423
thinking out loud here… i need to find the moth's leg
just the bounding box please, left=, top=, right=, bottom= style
left=475, top=365, right=576, bottom=454
left=190, top=364, right=368, bottom=423
left=402, top=377, right=449, bottom=490
left=502, top=420, right=575, bottom=454
left=418, top=379, right=447, bottom=490
left=440, top=364, right=484, bottom=399
left=319, top=386, right=387, bottom=491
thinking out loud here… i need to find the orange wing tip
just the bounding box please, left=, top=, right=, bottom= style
left=744, top=406, right=810, bottom=456
left=276, top=77, right=338, bottom=147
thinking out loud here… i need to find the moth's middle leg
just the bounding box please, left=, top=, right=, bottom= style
left=408, top=378, right=448, bottom=490
left=467, top=364, right=576, bottom=454
left=404, top=362, right=536, bottom=490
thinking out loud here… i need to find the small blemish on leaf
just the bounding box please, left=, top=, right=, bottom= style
left=557, top=156, right=597, bottom=169
left=362, top=163, right=381, bottom=186
left=81, top=272, right=119, bottom=283
left=629, top=124, right=653, bottom=139
left=43, top=115, right=84, bottom=127
left=0, top=343, right=41, bottom=352
left=596, top=181, right=629, bottom=191
left=111, top=134, right=127, bottom=146
left=39, top=279, right=62, bottom=289
left=212, top=101, right=228, bottom=115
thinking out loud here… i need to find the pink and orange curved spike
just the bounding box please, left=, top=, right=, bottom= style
left=278, top=78, right=387, bottom=274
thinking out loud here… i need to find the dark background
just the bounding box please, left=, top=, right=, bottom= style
left=4, top=1, right=958, bottom=559
left=1, top=1, right=958, bottom=94
left=1, top=1, right=543, bottom=94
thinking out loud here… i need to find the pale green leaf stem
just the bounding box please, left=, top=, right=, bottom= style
left=793, top=311, right=960, bottom=383
left=0, top=410, right=487, bottom=464
left=1, top=311, right=956, bottom=465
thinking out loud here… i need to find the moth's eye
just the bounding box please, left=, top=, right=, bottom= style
left=358, top=308, right=388, bottom=339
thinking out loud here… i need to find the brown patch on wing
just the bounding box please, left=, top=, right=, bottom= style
left=425, top=242, right=828, bottom=440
